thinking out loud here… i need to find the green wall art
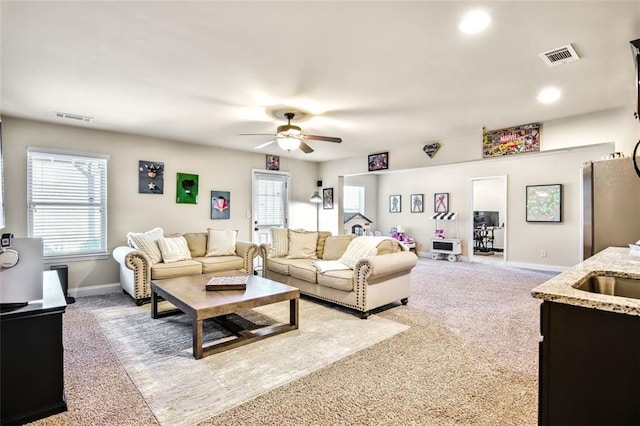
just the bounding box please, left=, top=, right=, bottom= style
left=176, top=173, right=199, bottom=204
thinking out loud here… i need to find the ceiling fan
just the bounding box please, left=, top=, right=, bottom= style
left=239, top=112, right=342, bottom=153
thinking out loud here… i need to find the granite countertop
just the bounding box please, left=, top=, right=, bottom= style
left=531, top=247, right=640, bottom=316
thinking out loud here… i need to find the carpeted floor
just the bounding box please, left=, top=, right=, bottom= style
left=29, top=258, right=556, bottom=425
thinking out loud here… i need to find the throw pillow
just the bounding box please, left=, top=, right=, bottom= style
left=287, top=230, right=318, bottom=259
left=183, top=232, right=207, bottom=258
left=339, top=237, right=379, bottom=269
left=316, top=231, right=332, bottom=259
left=269, top=227, right=289, bottom=258
left=322, top=234, right=356, bottom=260
left=205, top=229, right=237, bottom=257
left=157, top=236, right=192, bottom=263
left=126, top=227, right=164, bottom=264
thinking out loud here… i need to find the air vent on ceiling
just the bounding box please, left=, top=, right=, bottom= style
left=54, top=112, right=94, bottom=123
left=539, top=44, right=580, bottom=67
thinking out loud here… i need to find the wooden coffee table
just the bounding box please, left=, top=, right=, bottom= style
left=150, top=273, right=299, bottom=359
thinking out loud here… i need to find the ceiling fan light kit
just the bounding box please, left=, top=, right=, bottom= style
left=242, top=111, right=342, bottom=154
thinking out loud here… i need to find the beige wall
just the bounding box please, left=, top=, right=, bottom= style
left=320, top=107, right=637, bottom=268
left=2, top=116, right=318, bottom=290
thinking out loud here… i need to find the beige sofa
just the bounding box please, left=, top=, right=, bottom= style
left=112, top=228, right=258, bottom=304
left=259, top=229, right=418, bottom=318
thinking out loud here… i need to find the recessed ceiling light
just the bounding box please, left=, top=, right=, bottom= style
left=537, top=87, right=561, bottom=104
left=459, top=10, right=491, bottom=34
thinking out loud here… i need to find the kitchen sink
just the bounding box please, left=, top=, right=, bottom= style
left=574, top=275, right=640, bottom=299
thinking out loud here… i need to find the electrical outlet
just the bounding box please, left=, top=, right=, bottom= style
left=540, top=250, right=547, bottom=257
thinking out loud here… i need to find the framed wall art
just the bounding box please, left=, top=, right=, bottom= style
left=176, top=173, right=199, bottom=204
left=266, top=154, right=280, bottom=170
left=368, top=152, right=389, bottom=171
left=211, top=190, right=230, bottom=219
left=482, top=122, right=541, bottom=158
left=389, top=194, right=401, bottom=213
left=138, top=160, right=164, bottom=194
left=434, top=192, right=449, bottom=213
left=526, top=184, right=562, bottom=222
left=323, top=188, right=334, bottom=209
left=410, top=194, right=424, bottom=213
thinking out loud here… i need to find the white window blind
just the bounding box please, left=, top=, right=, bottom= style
left=255, top=173, right=287, bottom=227
left=27, top=149, right=108, bottom=258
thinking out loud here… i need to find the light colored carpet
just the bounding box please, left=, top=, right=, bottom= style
left=92, top=298, right=409, bottom=426
left=28, top=258, right=558, bottom=425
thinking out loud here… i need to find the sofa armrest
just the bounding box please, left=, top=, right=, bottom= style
left=258, top=244, right=271, bottom=277
left=355, top=251, right=418, bottom=282
left=124, top=250, right=153, bottom=300
left=112, top=245, right=136, bottom=264
left=235, top=240, right=259, bottom=272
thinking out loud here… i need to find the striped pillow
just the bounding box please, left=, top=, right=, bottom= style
left=157, top=236, right=192, bottom=263
left=269, top=227, right=289, bottom=258
left=126, top=227, right=164, bottom=264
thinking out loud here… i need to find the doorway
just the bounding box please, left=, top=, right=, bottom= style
left=468, top=175, right=507, bottom=265
left=251, top=170, right=290, bottom=244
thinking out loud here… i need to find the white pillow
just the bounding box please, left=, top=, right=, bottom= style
left=287, top=230, right=318, bottom=259
left=206, top=229, right=237, bottom=256
left=157, top=236, right=192, bottom=263
left=126, top=227, right=164, bottom=264
left=339, top=238, right=379, bottom=269
left=269, top=227, right=289, bottom=258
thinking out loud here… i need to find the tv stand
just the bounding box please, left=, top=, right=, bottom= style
left=1, top=271, right=67, bottom=425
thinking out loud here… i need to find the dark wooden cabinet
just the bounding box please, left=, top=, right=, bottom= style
left=538, top=301, right=640, bottom=425
left=1, top=272, right=67, bottom=425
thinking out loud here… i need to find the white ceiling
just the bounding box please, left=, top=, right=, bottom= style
left=1, top=1, right=639, bottom=162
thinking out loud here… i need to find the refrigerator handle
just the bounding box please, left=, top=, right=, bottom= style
left=633, top=140, right=640, bottom=179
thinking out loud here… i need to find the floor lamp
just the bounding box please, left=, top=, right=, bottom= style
left=310, top=188, right=322, bottom=231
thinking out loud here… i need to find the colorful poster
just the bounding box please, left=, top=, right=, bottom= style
left=176, top=173, right=198, bottom=204
left=482, top=123, right=541, bottom=158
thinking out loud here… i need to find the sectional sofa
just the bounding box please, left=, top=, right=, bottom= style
left=112, top=227, right=258, bottom=304
left=259, top=229, right=418, bottom=318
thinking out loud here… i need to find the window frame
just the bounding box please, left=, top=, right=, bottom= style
left=27, top=147, right=109, bottom=261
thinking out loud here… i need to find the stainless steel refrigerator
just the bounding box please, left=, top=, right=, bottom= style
left=583, top=157, right=640, bottom=259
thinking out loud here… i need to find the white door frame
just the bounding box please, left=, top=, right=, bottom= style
left=467, top=175, right=508, bottom=264
left=251, top=169, right=291, bottom=244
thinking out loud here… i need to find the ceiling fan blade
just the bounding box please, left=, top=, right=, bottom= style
left=238, top=133, right=275, bottom=136
left=299, top=141, right=314, bottom=153
left=254, top=140, right=276, bottom=150
left=304, top=134, right=342, bottom=143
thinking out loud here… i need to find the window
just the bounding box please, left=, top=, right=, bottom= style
left=27, top=148, right=108, bottom=258
left=343, top=185, right=365, bottom=214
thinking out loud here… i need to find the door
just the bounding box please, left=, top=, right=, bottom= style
left=252, top=170, right=290, bottom=245
left=468, top=175, right=507, bottom=264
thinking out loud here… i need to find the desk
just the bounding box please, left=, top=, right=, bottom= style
left=474, top=227, right=500, bottom=252
left=1, top=271, right=67, bottom=425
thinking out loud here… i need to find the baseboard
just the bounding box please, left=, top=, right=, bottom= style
left=69, top=282, right=121, bottom=298
left=506, top=261, right=568, bottom=273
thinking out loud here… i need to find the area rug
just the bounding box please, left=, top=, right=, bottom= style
left=93, top=299, right=408, bottom=426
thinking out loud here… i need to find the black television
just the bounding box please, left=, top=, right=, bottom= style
left=473, top=211, right=499, bottom=228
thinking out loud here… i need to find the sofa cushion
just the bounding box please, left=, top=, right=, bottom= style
left=157, top=236, right=192, bottom=263
left=323, top=234, right=356, bottom=260
left=206, top=229, right=237, bottom=256
left=266, top=257, right=298, bottom=275
left=127, top=227, right=164, bottom=264
left=316, top=231, right=332, bottom=258
left=197, top=256, right=244, bottom=273
left=151, top=259, right=202, bottom=280
left=339, top=237, right=379, bottom=269
left=269, top=227, right=289, bottom=258
left=317, top=269, right=354, bottom=292
left=289, top=261, right=318, bottom=283
left=183, top=232, right=208, bottom=258
left=287, top=230, right=318, bottom=259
